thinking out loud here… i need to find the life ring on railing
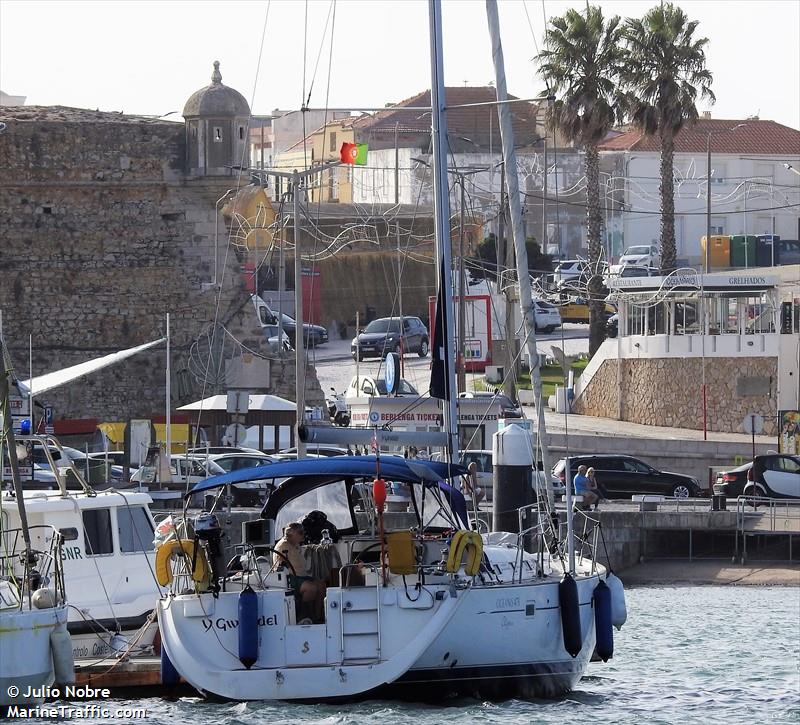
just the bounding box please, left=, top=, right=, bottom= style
left=445, top=530, right=483, bottom=576
left=155, top=539, right=209, bottom=587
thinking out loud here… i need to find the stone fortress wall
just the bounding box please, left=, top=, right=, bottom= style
left=0, top=106, right=318, bottom=421
left=572, top=356, right=778, bottom=435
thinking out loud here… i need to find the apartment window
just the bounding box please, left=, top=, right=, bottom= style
left=711, top=216, right=726, bottom=235
left=329, top=132, right=337, bottom=153
left=328, top=169, right=339, bottom=201
left=711, top=164, right=726, bottom=183
left=82, top=509, right=114, bottom=556
left=213, top=127, right=223, bottom=142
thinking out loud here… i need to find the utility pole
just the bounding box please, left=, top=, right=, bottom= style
left=457, top=177, right=467, bottom=394
left=292, top=170, right=305, bottom=458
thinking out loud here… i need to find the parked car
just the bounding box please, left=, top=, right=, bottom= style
left=558, top=299, right=616, bottom=324
left=616, top=245, right=660, bottom=271
left=130, top=455, right=225, bottom=486
left=743, top=454, right=800, bottom=500
left=552, top=454, right=703, bottom=498
left=189, top=446, right=263, bottom=455
left=251, top=295, right=325, bottom=348
left=207, top=452, right=278, bottom=506
left=458, top=391, right=522, bottom=418
left=351, top=316, right=429, bottom=361
left=346, top=375, right=420, bottom=399
left=778, top=239, right=800, bottom=266
left=279, top=445, right=349, bottom=458
left=713, top=461, right=753, bottom=498
left=533, top=299, right=561, bottom=333
left=551, top=259, right=587, bottom=287
left=618, top=265, right=657, bottom=278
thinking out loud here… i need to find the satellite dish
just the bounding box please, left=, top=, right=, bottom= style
left=223, top=423, right=247, bottom=447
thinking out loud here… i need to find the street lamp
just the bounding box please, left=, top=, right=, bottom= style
left=704, top=123, right=747, bottom=273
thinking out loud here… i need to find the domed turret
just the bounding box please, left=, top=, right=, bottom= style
left=183, top=61, right=250, bottom=176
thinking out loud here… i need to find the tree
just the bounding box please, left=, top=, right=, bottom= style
left=469, top=234, right=552, bottom=283
left=536, top=5, right=625, bottom=358
left=621, top=2, right=715, bottom=274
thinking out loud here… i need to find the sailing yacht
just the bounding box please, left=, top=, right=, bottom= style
left=156, top=0, right=625, bottom=701
left=1, top=346, right=72, bottom=712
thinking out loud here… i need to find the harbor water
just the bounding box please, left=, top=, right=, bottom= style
left=19, top=586, right=800, bottom=724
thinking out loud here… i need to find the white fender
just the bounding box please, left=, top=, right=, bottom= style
left=605, top=572, right=627, bottom=630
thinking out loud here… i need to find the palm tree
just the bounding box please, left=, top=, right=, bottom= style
left=537, top=6, right=625, bottom=358
left=621, top=2, right=715, bottom=274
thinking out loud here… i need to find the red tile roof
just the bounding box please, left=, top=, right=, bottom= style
left=352, top=86, right=542, bottom=151
left=598, top=118, right=800, bottom=155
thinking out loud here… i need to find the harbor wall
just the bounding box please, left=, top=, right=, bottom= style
left=0, top=106, right=321, bottom=420
left=572, top=356, right=779, bottom=436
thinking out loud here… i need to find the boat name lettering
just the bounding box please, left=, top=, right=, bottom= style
left=496, top=596, right=520, bottom=609
left=63, top=546, right=83, bottom=560
left=201, top=614, right=278, bottom=632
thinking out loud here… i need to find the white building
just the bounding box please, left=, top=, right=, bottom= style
left=599, top=117, right=800, bottom=265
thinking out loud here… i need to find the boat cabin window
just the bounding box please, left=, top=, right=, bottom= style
left=118, top=506, right=154, bottom=553
left=274, top=480, right=354, bottom=541
left=82, top=509, right=114, bottom=556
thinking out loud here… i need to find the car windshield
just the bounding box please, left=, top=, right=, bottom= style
left=375, top=379, right=419, bottom=395
left=624, top=246, right=651, bottom=256
left=364, top=319, right=400, bottom=334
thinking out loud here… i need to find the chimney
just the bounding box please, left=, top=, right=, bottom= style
left=702, top=111, right=711, bottom=119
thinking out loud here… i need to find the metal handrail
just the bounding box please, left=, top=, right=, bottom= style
left=0, top=524, right=66, bottom=611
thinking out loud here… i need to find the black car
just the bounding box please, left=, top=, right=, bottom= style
left=276, top=312, right=328, bottom=347
left=351, top=316, right=429, bottom=361
left=713, top=461, right=753, bottom=498
left=553, top=454, right=703, bottom=499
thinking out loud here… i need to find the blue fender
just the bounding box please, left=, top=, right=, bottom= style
left=593, top=579, right=614, bottom=662
left=559, top=573, right=582, bottom=658
left=238, top=586, right=259, bottom=669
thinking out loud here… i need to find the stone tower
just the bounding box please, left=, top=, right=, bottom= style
left=183, top=61, right=250, bottom=176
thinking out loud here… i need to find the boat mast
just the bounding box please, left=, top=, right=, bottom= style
left=485, top=1, right=564, bottom=547
left=428, top=0, right=459, bottom=461
left=0, top=337, right=35, bottom=559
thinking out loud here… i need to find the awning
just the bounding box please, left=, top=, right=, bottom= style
left=178, top=394, right=295, bottom=413
left=188, top=455, right=469, bottom=496
left=18, top=337, right=165, bottom=396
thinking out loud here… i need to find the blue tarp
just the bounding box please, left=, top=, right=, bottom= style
left=188, top=455, right=469, bottom=496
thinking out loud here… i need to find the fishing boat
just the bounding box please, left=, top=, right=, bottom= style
left=156, top=0, right=626, bottom=701
left=1, top=435, right=162, bottom=664
left=1, top=345, right=73, bottom=713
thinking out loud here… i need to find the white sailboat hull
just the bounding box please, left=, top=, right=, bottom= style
left=158, top=582, right=465, bottom=701
left=396, top=572, right=599, bottom=698
left=0, top=605, right=68, bottom=710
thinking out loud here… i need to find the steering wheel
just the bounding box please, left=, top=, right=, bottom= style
left=262, top=547, right=297, bottom=577
left=351, top=542, right=383, bottom=565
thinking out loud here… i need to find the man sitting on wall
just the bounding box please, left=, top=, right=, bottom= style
left=573, top=464, right=598, bottom=509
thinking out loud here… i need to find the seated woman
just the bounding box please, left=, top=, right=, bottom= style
left=273, top=522, right=326, bottom=624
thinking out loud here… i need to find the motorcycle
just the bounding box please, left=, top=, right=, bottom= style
left=325, top=387, right=351, bottom=427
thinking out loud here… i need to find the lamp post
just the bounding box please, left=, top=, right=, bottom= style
left=704, top=123, right=747, bottom=273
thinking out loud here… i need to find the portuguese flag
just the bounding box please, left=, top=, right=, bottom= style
left=340, top=142, right=368, bottom=165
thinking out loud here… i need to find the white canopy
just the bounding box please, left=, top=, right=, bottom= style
left=17, top=337, right=166, bottom=396
left=178, top=394, right=296, bottom=413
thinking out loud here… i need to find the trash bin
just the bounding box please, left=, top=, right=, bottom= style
left=711, top=494, right=726, bottom=511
